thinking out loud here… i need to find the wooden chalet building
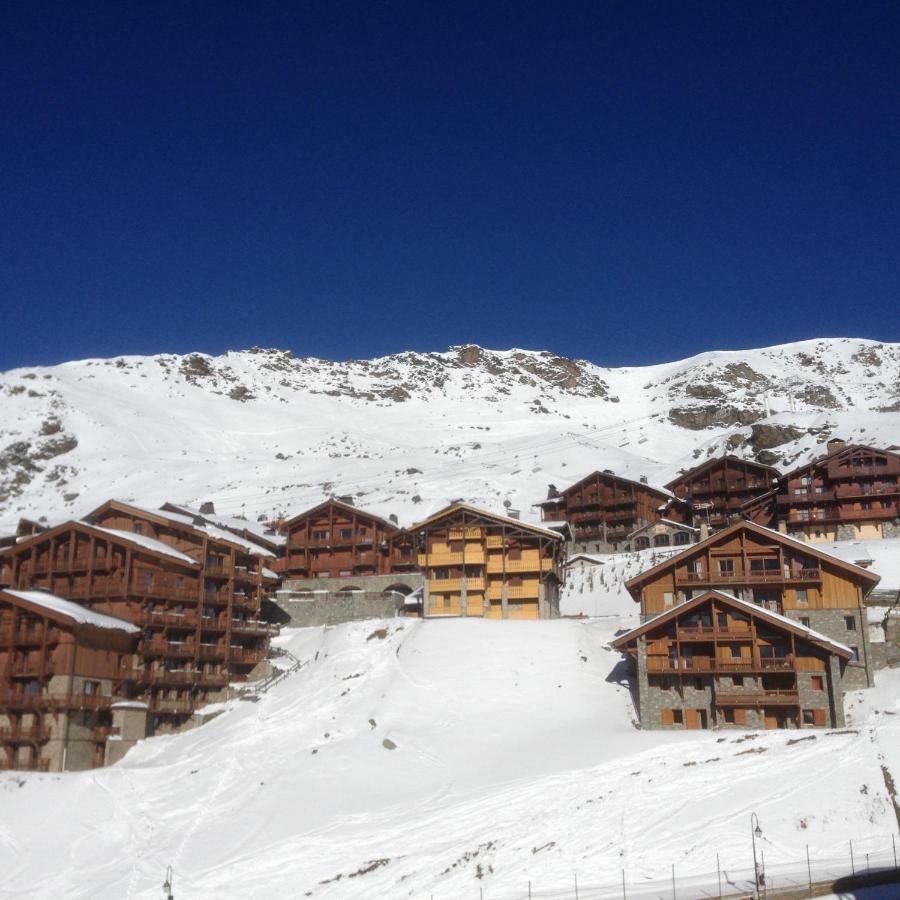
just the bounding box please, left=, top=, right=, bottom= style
left=0, top=587, right=144, bottom=771
left=664, top=456, right=781, bottom=531
left=282, top=498, right=416, bottom=582
left=743, top=441, right=900, bottom=543
left=622, top=521, right=880, bottom=697
left=161, top=502, right=287, bottom=559
left=413, top=503, right=564, bottom=619
left=535, top=472, right=672, bottom=553
left=612, top=590, right=854, bottom=730
left=0, top=501, right=278, bottom=734
left=628, top=519, right=698, bottom=550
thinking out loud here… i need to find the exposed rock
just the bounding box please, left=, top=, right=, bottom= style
left=749, top=423, right=806, bottom=451
left=798, top=385, right=841, bottom=409
left=669, top=406, right=763, bottom=430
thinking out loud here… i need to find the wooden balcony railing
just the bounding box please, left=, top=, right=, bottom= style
left=197, top=645, right=226, bottom=660
left=150, top=698, right=194, bottom=714
left=0, top=725, right=50, bottom=743
left=676, top=568, right=820, bottom=585
left=230, top=619, right=278, bottom=635
left=203, top=561, right=232, bottom=577
left=714, top=690, right=799, bottom=706
left=647, top=655, right=794, bottom=673
left=676, top=625, right=754, bottom=640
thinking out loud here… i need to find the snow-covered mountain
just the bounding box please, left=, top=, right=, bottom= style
left=1, top=338, right=899, bottom=531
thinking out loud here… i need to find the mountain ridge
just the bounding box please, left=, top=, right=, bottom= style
left=1, top=337, right=898, bottom=531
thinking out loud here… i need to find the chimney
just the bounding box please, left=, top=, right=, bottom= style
left=699, top=522, right=710, bottom=542
left=507, top=508, right=520, bottom=520
left=337, top=495, right=354, bottom=506
left=547, top=484, right=559, bottom=499
left=389, top=513, right=398, bottom=525
left=639, top=476, right=648, bottom=484
left=826, top=438, right=846, bottom=453
left=199, top=501, right=215, bottom=515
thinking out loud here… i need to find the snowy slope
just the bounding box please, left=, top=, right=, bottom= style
left=1, top=338, right=899, bottom=533
left=0, top=618, right=897, bottom=900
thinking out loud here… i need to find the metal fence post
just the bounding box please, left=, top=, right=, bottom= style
left=574, top=873, right=579, bottom=900
left=806, top=844, right=812, bottom=897
left=850, top=839, right=855, bottom=875
left=716, top=852, right=722, bottom=899
left=622, top=868, right=627, bottom=900
left=528, top=880, right=532, bottom=900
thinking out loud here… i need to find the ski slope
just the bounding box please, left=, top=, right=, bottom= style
left=1, top=618, right=898, bottom=899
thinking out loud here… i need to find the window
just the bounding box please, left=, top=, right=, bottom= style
left=849, top=646, right=859, bottom=662
left=441, top=595, right=451, bottom=608
left=674, top=532, right=689, bottom=545
left=796, top=589, right=808, bottom=604
left=799, top=617, right=810, bottom=628
left=810, top=676, right=824, bottom=691
left=507, top=546, right=522, bottom=561
left=717, top=612, right=728, bottom=628
left=508, top=575, right=523, bottom=586
left=83, top=680, right=101, bottom=696
left=723, top=708, right=735, bottom=724
left=672, top=709, right=683, bottom=725
left=663, top=591, right=674, bottom=608
left=844, top=616, right=856, bottom=631
left=750, top=558, right=780, bottom=573
left=144, top=573, right=153, bottom=588
left=718, top=559, right=735, bottom=576
left=730, top=645, right=742, bottom=659
left=313, top=530, right=328, bottom=541
left=134, top=522, right=144, bottom=535
left=339, top=528, right=353, bottom=539
left=733, top=676, right=744, bottom=687
left=653, top=534, right=670, bottom=547
left=635, top=536, right=650, bottom=549
left=802, top=710, right=815, bottom=726
left=693, top=678, right=703, bottom=690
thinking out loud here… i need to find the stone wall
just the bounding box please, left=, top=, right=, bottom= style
left=275, top=589, right=410, bottom=627
left=282, top=573, right=424, bottom=595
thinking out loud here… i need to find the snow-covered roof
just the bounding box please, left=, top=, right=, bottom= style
left=612, top=589, right=853, bottom=657
left=412, top=502, right=563, bottom=539
left=261, top=566, right=279, bottom=580
left=90, top=526, right=199, bottom=565
left=108, top=502, right=276, bottom=558
left=565, top=554, right=606, bottom=566
left=2, top=589, right=140, bottom=633
left=175, top=504, right=288, bottom=547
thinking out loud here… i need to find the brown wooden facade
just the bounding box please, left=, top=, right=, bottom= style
left=282, top=499, right=409, bottom=579
left=0, top=502, right=278, bottom=731
left=535, top=472, right=672, bottom=551
left=623, top=521, right=879, bottom=693
left=769, top=442, right=900, bottom=543
left=664, top=456, right=781, bottom=530
left=414, top=504, right=564, bottom=619
left=612, top=590, right=852, bottom=730
left=0, top=588, right=140, bottom=771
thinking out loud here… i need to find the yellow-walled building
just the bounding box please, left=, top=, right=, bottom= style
left=412, top=504, right=564, bottom=619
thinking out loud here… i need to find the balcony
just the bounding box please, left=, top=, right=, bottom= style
left=150, top=698, right=194, bottom=715
left=676, top=625, right=754, bottom=641
left=199, top=616, right=229, bottom=632
left=230, top=619, right=278, bottom=635
left=0, top=626, right=58, bottom=646
left=146, top=611, right=199, bottom=628
left=834, top=483, right=899, bottom=500
left=232, top=566, right=261, bottom=583
left=195, top=671, right=229, bottom=687
left=448, top=528, right=483, bottom=540
left=228, top=647, right=266, bottom=665
left=647, top=655, right=794, bottom=673
left=715, top=689, right=799, bottom=707
left=151, top=670, right=197, bottom=686
left=675, top=568, right=820, bottom=586
left=487, top=583, right=540, bottom=601
left=203, top=590, right=232, bottom=606
left=0, top=725, right=50, bottom=743
left=197, top=645, right=226, bottom=660
left=486, top=557, right=544, bottom=574
left=204, top=560, right=232, bottom=577
left=141, top=640, right=196, bottom=658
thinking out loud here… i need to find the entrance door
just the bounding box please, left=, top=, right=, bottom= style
left=685, top=709, right=702, bottom=730
left=764, top=709, right=779, bottom=730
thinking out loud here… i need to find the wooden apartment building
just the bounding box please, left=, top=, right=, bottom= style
left=742, top=441, right=900, bottom=543
left=664, top=456, right=781, bottom=530
left=535, top=471, right=672, bottom=552
left=613, top=520, right=880, bottom=729
left=282, top=498, right=416, bottom=582
left=612, top=589, right=854, bottom=730
left=0, top=501, right=278, bottom=734
left=0, top=587, right=144, bottom=772
left=414, top=503, right=564, bottom=619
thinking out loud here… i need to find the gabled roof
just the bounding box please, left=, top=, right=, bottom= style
left=0, top=520, right=200, bottom=568
left=664, top=455, right=781, bottom=490
left=779, top=443, right=900, bottom=480
left=89, top=500, right=275, bottom=558
left=412, top=503, right=563, bottom=540
left=623, top=520, right=881, bottom=595
left=627, top=518, right=698, bottom=540
left=282, top=497, right=398, bottom=533
left=1, top=589, right=140, bottom=634
left=610, top=589, right=852, bottom=658
left=535, top=471, right=673, bottom=505
left=161, top=502, right=286, bottom=549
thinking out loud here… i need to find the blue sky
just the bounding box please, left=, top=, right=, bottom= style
left=2, top=1, right=898, bottom=369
